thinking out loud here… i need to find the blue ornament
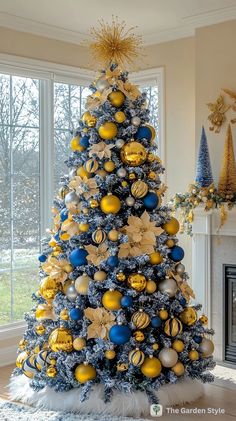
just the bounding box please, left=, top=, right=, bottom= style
left=80, top=135, right=90, bottom=148
left=169, top=246, right=185, bottom=262
left=135, top=126, right=152, bottom=141
left=193, top=335, right=202, bottom=344
left=69, top=248, right=88, bottom=266
left=38, top=254, right=47, bottom=263
left=179, top=297, right=187, bottom=306
left=107, top=255, right=119, bottom=268
left=142, top=192, right=159, bottom=210
left=60, top=208, right=68, bottom=222
left=151, top=316, right=162, bottom=328
left=54, top=233, right=60, bottom=241
left=70, top=308, right=83, bottom=321
left=109, top=325, right=132, bottom=345
left=121, top=295, right=133, bottom=308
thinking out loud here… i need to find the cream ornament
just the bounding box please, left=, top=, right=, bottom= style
left=75, top=274, right=91, bottom=295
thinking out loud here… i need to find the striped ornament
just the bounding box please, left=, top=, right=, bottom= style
left=131, top=311, right=150, bottom=329
left=128, top=349, right=145, bottom=366
left=131, top=180, right=148, bottom=198
left=92, top=228, right=107, bottom=244
left=84, top=158, right=99, bottom=173
left=22, top=355, right=38, bottom=378
left=36, top=350, right=52, bottom=371
left=164, top=317, right=183, bottom=337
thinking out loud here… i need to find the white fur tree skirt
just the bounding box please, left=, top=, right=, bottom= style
left=9, top=375, right=204, bottom=418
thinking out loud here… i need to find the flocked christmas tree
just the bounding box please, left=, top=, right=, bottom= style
left=10, top=20, right=215, bottom=415
left=195, top=126, right=213, bottom=188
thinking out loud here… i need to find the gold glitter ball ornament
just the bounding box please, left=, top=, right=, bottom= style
left=131, top=180, right=148, bottom=198
left=49, top=327, right=73, bottom=352
left=92, top=228, right=107, bottom=244
left=114, top=111, right=126, bottom=123
left=60, top=308, right=69, bottom=320
left=128, top=273, right=147, bottom=291
left=39, top=277, right=60, bottom=301
left=179, top=307, right=198, bottom=326
left=116, top=272, right=126, bottom=282
left=81, top=111, right=97, bottom=127
left=120, top=141, right=147, bottom=167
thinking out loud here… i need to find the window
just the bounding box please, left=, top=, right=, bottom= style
left=0, top=56, right=164, bottom=328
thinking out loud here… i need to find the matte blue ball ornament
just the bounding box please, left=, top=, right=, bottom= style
left=193, top=335, right=202, bottom=344
left=70, top=308, right=83, bottom=321
left=169, top=246, right=185, bottom=262
left=142, top=192, right=159, bottom=210
left=179, top=297, right=187, bottom=306
left=121, top=295, right=133, bottom=308
left=135, top=126, right=152, bottom=141
left=38, top=254, right=47, bottom=263
left=80, top=135, right=90, bottom=148
left=107, top=255, right=119, bottom=268
left=151, top=316, right=162, bottom=328
left=109, top=324, right=132, bottom=345
left=60, top=208, right=68, bottom=222
left=54, top=233, right=60, bottom=241
left=69, top=248, right=88, bottom=266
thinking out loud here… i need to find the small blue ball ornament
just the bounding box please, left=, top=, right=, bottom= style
left=70, top=308, right=83, bottom=321
left=109, top=325, right=132, bottom=345
left=38, top=254, right=47, bottom=263
left=60, top=208, right=68, bottom=222
left=121, top=296, right=133, bottom=308
left=142, top=192, right=159, bottom=210
left=151, top=316, right=162, bottom=328
left=107, top=255, right=119, bottom=268
left=169, top=246, right=185, bottom=262
left=135, top=126, right=152, bottom=141
left=193, top=335, right=202, bottom=344
left=54, top=233, right=60, bottom=241
left=80, top=135, right=90, bottom=148
left=179, top=297, right=187, bottom=306
left=69, top=248, right=88, bottom=266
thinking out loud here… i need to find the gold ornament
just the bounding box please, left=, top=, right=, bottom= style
left=102, top=290, right=122, bottom=311
left=133, top=330, right=145, bottom=342
left=73, top=337, right=86, bottom=351
left=117, top=362, right=128, bottom=372
left=46, top=365, right=57, bottom=378
left=164, top=318, right=183, bottom=337
left=22, top=355, right=38, bottom=379
left=105, top=350, right=116, bottom=359
left=58, top=186, right=69, bottom=199
left=131, top=180, right=148, bottom=198
left=82, top=111, right=97, bottom=127
left=19, top=339, right=27, bottom=350
left=199, top=315, right=208, bottom=325
left=94, top=270, right=107, bottom=281
left=114, top=111, right=126, bottom=123
left=89, top=199, right=99, bottom=208
left=77, top=166, right=90, bottom=179
left=75, top=363, right=96, bottom=383
left=92, top=228, right=107, bottom=244
left=128, top=173, right=136, bottom=180
left=189, top=349, right=199, bottom=361
left=172, top=339, right=185, bottom=353
left=207, top=95, right=230, bottom=133
left=147, top=153, right=155, bottom=162
left=149, top=252, right=163, bottom=265
left=116, top=272, right=126, bottom=282
left=84, top=158, right=99, bottom=173
left=98, top=122, right=118, bottom=140
left=122, top=180, right=128, bottom=187
left=48, top=327, right=73, bottom=352
left=79, top=223, right=90, bottom=232
left=75, top=274, right=90, bottom=295
left=179, top=307, right=197, bottom=326
left=128, top=273, right=147, bottom=291
left=128, top=348, right=145, bottom=366
left=162, top=217, right=180, bottom=235
left=166, top=239, right=175, bottom=248
left=60, top=308, right=69, bottom=320
left=171, top=361, right=185, bottom=376
left=108, top=91, right=125, bottom=107
left=148, top=171, right=156, bottom=180
left=100, top=194, right=121, bottom=214
left=49, top=358, right=57, bottom=366
left=35, top=303, right=56, bottom=321
left=159, top=309, right=169, bottom=320
left=141, top=356, right=162, bottom=378
left=132, top=310, right=150, bottom=329
left=16, top=351, right=29, bottom=369
left=104, top=160, right=116, bottom=172
left=152, top=343, right=159, bottom=351
left=108, top=229, right=119, bottom=241
left=120, top=141, right=147, bottom=167
left=70, top=136, right=84, bottom=152
left=39, top=277, right=60, bottom=301
left=35, top=324, right=46, bottom=336
left=145, top=280, right=157, bottom=294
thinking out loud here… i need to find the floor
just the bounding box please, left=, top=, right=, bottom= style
left=1, top=364, right=236, bottom=420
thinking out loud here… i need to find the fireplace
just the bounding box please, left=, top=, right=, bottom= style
left=224, top=265, right=236, bottom=364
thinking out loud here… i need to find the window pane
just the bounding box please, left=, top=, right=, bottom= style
left=0, top=271, right=11, bottom=325
left=141, top=86, right=159, bottom=145
left=13, top=266, right=39, bottom=322
left=12, top=76, right=39, bottom=128
left=54, top=83, right=70, bottom=130
left=54, top=129, right=71, bottom=187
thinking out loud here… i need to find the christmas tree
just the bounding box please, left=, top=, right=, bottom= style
left=218, top=123, right=236, bottom=196
left=195, top=126, right=213, bottom=187
left=10, top=20, right=215, bottom=417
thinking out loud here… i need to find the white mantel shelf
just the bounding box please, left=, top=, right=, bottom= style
left=192, top=205, right=236, bottom=236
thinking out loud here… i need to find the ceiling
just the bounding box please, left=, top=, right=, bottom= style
left=0, top=0, right=236, bottom=45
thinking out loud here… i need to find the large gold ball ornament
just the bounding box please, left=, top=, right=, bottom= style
left=199, top=315, right=208, bottom=325
left=172, top=339, right=185, bottom=353
left=84, top=158, right=99, bottom=173
left=92, top=228, right=107, bottom=244
left=171, top=361, right=185, bottom=376
left=164, top=317, right=183, bottom=337
left=108, top=90, right=125, bottom=107
left=159, top=309, right=169, bottom=320
left=114, top=111, right=126, bottom=123
left=77, top=166, right=91, bottom=179
left=141, top=356, right=162, bottom=378
left=149, top=252, right=163, bottom=265
left=105, top=350, right=116, bottom=360
left=162, top=217, right=180, bottom=235
left=133, top=331, right=145, bottom=342
left=98, top=122, right=118, bottom=140
left=82, top=111, right=97, bottom=127
left=179, top=308, right=197, bottom=326
left=73, top=337, right=86, bottom=351
left=129, top=348, right=145, bottom=366
left=39, top=277, right=60, bottom=301
left=75, top=274, right=91, bottom=295
left=108, top=229, right=119, bottom=241
left=89, top=199, right=99, bottom=209
left=75, top=363, right=96, bottom=383
left=128, top=273, right=147, bottom=292
left=104, top=161, right=116, bottom=172
left=94, top=270, right=107, bottom=282
left=131, top=180, right=148, bottom=198
left=116, top=272, right=126, bottom=282
left=199, top=338, right=214, bottom=357
left=100, top=194, right=121, bottom=214
left=35, top=324, right=46, bottom=336
left=120, top=141, right=147, bottom=167
left=70, top=137, right=84, bottom=152
left=132, top=310, right=150, bottom=329
left=49, top=327, right=73, bottom=352
left=46, top=365, right=57, bottom=378
left=60, top=308, right=69, bottom=320
left=145, top=280, right=157, bottom=294
left=102, top=290, right=122, bottom=311
left=16, top=351, right=29, bottom=369
left=189, top=349, right=199, bottom=361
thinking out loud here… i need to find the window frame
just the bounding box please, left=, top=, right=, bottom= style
left=0, top=53, right=165, bottom=338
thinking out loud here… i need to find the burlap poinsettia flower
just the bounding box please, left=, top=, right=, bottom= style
left=117, top=80, right=141, bottom=100
left=84, top=243, right=110, bottom=265
left=86, top=87, right=112, bottom=110
left=69, top=176, right=99, bottom=199
left=61, top=219, right=80, bottom=238
left=118, top=241, right=155, bottom=258
left=84, top=307, right=115, bottom=339
left=105, top=68, right=121, bottom=84
left=42, top=257, right=72, bottom=284
left=89, top=142, right=114, bottom=159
